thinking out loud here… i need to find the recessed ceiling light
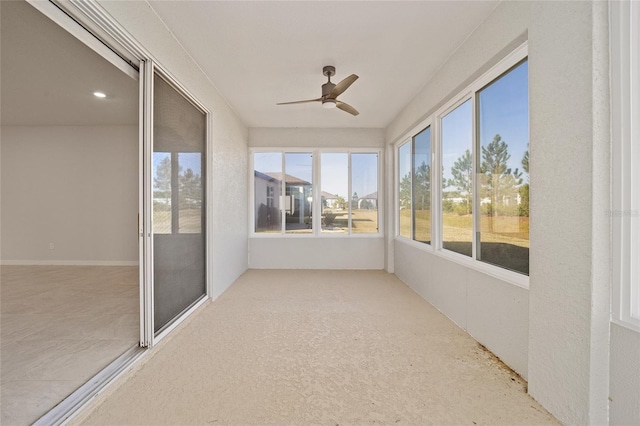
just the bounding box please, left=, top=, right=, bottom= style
left=93, top=91, right=107, bottom=98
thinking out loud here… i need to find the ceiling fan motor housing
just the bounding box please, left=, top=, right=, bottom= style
left=322, top=66, right=337, bottom=98
left=322, top=82, right=336, bottom=97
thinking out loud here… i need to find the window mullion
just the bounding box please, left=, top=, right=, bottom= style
left=280, top=152, right=286, bottom=235
left=471, top=92, right=479, bottom=261
left=348, top=152, right=353, bottom=234
left=434, top=118, right=442, bottom=250
left=313, top=150, right=321, bottom=235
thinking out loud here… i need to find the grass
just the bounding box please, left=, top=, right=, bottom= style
left=399, top=210, right=529, bottom=248
left=399, top=209, right=530, bottom=274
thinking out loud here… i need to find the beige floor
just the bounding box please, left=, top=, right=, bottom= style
left=77, top=269, right=558, bottom=425
left=0, top=265, right=139, bottom=425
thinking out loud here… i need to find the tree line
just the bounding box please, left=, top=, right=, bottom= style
left=153, top=156, right=202, bottom=209
left=400, top=134, right=529, bottom=217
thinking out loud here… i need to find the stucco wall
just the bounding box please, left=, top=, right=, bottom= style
left=610, top=323, right=640, bottom=425
left=385, top=1, right=612, bottom=424
left=98, top=0, right=249, bottom=298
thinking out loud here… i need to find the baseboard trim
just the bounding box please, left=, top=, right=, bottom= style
left=0, top=260, right=139, bottom=266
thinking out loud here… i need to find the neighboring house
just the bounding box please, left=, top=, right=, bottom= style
left=254, top=171, right=312, bottom=227
left=254, top=171, right=282, bottom=230
left=321, top=191, right=339, bottom=209
left=358, top=191, right=377, bottom=209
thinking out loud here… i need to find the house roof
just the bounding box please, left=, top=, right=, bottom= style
left=321, top=191, right=339, bottom=200
left=254, top=171, right=311, bottom=186
left=360, top=191, right=378, bottom=200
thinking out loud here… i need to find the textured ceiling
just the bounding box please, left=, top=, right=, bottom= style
left=147, top=0, right=499, bottom=129
left=1, top=1, right=499, bottom=129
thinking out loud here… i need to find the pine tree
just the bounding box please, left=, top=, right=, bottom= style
left=179, top=168, right=202, bottom=209
left=448, top=149, right=473, bottom=214
left=481, top=134, right=521, bottom=221
left=413, top=161, right=431, bottom=210
left=399, top=173, right=412, bottom=210
left=154, top=156, right=174, bottom=201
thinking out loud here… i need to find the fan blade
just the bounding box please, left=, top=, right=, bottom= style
left=336, top=101, right=359, bottom=116
left=276, top=98, right=322, bottom=105
left=328, top=74, right=358, bottom=98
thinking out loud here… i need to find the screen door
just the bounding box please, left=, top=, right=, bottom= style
left=152, top=71, right=207, bottom=333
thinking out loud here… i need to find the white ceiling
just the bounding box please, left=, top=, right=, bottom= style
left=0, top=1, right=138, bottom=126
left=1, top=1, right=499, bottom=129
left=147, top=0, right=499, bottom=129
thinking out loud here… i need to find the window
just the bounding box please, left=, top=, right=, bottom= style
left=285, top=153, right=313, bottom=234
left=152, top=151, right=203, bottom=235
left=441, top=100, right=473, bottom=256
left=321, top=153, right=349, bottom=233
left=397, top=128, right=432, bottom=244
left=254, top=152, right=282, bottom=233
left=253, top=150, right=380, bottom=236
left=413, top=127, right=431, bottom=244
left=395, top=43, right=529, bottom=280
left=351, top=153, right=379, bottom=233
left=477, top=60, right=529, bottom=274
left=612, top=0, right=640, bottom=329
left=398, top=141, right=412, bottom=238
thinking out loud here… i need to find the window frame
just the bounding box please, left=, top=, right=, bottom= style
left=611, top=0, right=640, bottom=331
left=394, top=42, right=529, bottom=288
left=250, top=147, right=383, bottom=238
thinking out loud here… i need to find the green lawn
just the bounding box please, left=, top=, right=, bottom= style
left=399, top=209, right=529, bottom=248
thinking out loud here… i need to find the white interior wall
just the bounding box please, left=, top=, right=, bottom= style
left=1, top=125, right=138, bottom=265
left=97, top=0, right=249, bottom=299
left=248, top=127, right=385, bottom=270
left=384, top=1, right=627, bottom=424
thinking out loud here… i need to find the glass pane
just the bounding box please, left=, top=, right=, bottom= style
left=153, top=73, right=206, bottom=333
left=254, top=152, right=282, bottom=233
left=178, top=153, right=202, bottom=233
left=321, top=153, right=348, bottom=233
left=284, top=153, right=313, bottom=234
left=398, top=142, right=412, bottom=238
left=352, top=153, right=378, bottom=234
left=153, top=152, right=172, bottom=235
left=441, top=99, right=473, bottom=256
left=413, top=127, right=431, bottom=244
left=477, top=60, right=529, bottom=274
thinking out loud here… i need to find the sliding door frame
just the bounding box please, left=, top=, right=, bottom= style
left=145, top=63, right=212, bottom=345
left=28, top=0, right=213, bottom=348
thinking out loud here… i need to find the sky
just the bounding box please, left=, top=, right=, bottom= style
left=400, top=60, right=529, bottom=188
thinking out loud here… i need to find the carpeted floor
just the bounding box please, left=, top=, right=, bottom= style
left=76, top=269, right=558, bottom=425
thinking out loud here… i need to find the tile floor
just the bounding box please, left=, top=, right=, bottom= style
left=0, top=265, right=138, bottom=425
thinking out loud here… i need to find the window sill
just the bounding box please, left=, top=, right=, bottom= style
left=611, top=318, right=640, bottom=334
left=394, top=236, right=530, bottom=289
left=250, top=233, right=384, bottom=239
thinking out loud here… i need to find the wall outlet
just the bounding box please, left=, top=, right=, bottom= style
left=49, top=243, right=55, bottom=250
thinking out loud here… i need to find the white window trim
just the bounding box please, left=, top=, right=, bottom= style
left=611, top=0, right=640, bottom=332
left=395, top=138, right=413, bottom=241
left=250, top=147, right=383, bottom=238
left=394, top=42, right=529, bottom=289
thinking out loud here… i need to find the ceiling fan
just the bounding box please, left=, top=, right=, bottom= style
left=276, top=66, right=359, bottom=116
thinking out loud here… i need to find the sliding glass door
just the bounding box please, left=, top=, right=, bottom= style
left=151, top=70, right=207, bottom=334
